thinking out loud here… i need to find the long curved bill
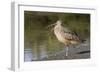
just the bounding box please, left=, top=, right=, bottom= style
left=46, top=23, right=56, bottom=31
left=47, top=23, right=56, bottom=28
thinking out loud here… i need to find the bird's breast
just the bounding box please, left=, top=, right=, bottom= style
left=54, top=28, right=67, bottom=44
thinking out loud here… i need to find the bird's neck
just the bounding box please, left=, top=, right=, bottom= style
left=54, top=23, right=62, bottom=31
left=56, top=23, right=62, bottom=27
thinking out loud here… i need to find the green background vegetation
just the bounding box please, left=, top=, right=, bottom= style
left=24, top=11, right=90, bottom=59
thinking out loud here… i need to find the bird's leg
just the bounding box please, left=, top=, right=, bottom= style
left=65, top=46, right=69, bottom=56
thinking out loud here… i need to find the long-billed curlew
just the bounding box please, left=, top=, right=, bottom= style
left=49, top=20, right=84, bottom=56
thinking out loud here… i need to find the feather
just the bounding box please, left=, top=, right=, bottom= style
left=62, top=28, right=80, bottom=41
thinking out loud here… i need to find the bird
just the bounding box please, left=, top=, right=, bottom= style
left=49, top=20, right=84, bottom=56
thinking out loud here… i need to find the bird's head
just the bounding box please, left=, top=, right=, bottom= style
left=46, top=20, right=62, bottom=31
left=56, top=20, right=62, bottom=25
left=47, top=20, right=62, bottom=27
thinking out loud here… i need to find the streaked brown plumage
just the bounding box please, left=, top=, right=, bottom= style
left=51, top=20, right=82, bottom=56
left=54, top=20, right=80, bottom=45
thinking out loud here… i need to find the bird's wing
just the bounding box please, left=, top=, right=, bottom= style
left=62, top=29, right=80, bottom=41
left=65, top=33, right=79, bottom=41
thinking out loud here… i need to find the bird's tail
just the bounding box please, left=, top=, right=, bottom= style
left=73, top=31, right=86, bottom=43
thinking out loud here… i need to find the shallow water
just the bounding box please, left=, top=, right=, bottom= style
left=24, top=25, right=90, bottom=62
left=24, top=39, right=90, bottom=62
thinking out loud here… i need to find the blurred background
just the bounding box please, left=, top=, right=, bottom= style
left=24, top=11, right=90, bottom=61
